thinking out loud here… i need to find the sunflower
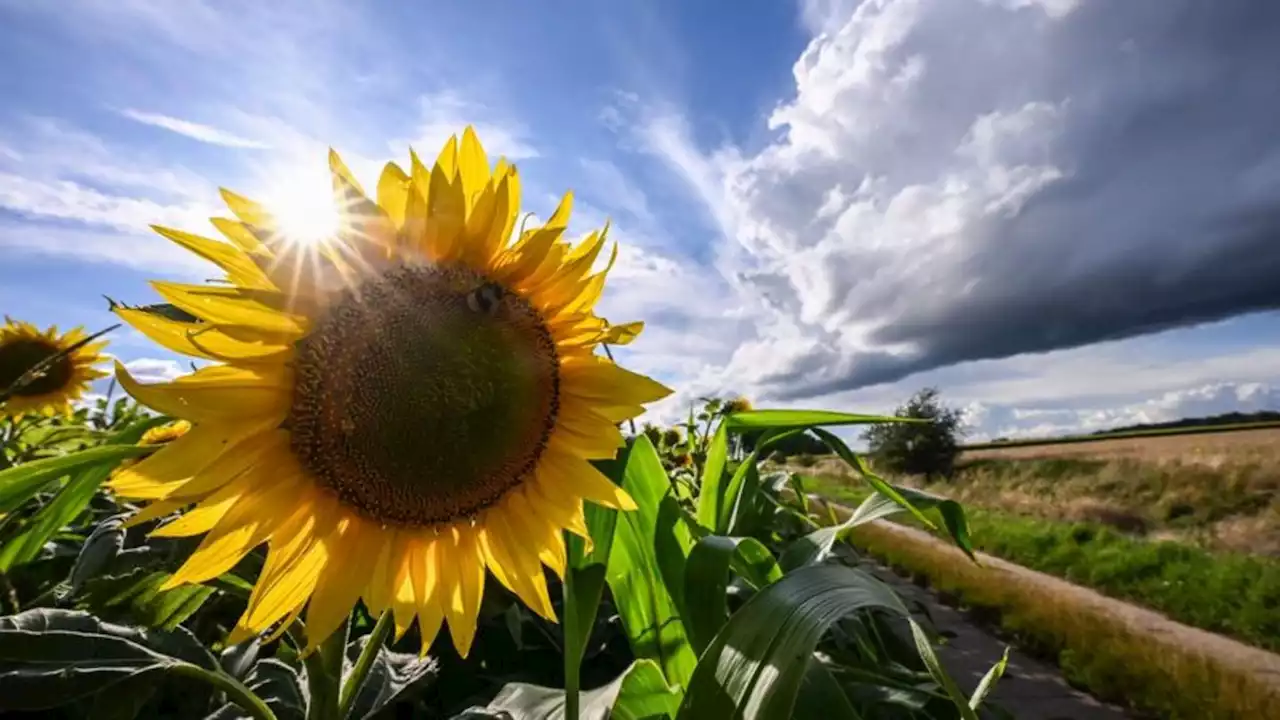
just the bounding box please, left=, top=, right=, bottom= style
left=661, top=428, right=682, bottom=448
left=0, top=317, right=109, bottom=419
left=113, top=420, right=193, bottom=478
left=108, top=127, right=671, bottom=657
left=724, top=396, right=752, bottom=414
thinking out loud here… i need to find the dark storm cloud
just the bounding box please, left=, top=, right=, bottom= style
left=735, top=0, right=1280, bottom=402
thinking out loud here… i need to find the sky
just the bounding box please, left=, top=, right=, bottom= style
left=2, top=0, right=1280, bottom=441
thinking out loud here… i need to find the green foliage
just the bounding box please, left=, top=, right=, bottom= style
left=862, top=387, right=965, bottom=479
left=0, top=400, right=1009, bottom=720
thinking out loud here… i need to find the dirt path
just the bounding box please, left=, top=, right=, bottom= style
left=803, top=493, right=1280, bottom=718
left=858, top=557, right=1132, bottom=719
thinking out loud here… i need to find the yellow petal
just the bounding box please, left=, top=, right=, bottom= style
left=114, top=308, right=291, bottom=364
left=554, top=409, right=627, bottom=459
left=492, top=161, right=521, bottom=251
left=525, top=484, right=590, bottom=541
left=151, top=226, right=273, bottom=290
left=109, top=422, right=259, bottom=499
left=165, top=428, right=287, bottom=502
left=237, top=490, right=339, bottom=636
left=409, top=534, right=445, bottom=655
left=210, top=217, right=269, bottom=256
left=328, top=148, right=366, bottom=196
left=477, top=513, right=555, bottom=620
left=505, top=490, right=565, bottom=579
left=602, top=321, right=644, bottom=346
left=115, top=361, right=290, bottom=424
left=457, top=126, right=490, bottom=211
left=149, top=473, right=245, bottom=538
left=305, top=512, right=380, bottom=649
left=441, top=523, right=485, bottom=658
left=161, top=469, right=305, bottom=588
left=363, top=528, right=401, bottom=620
left=426, top=136, right=465, bottom=262
left=221, top=188, right=275, bottom=228
left=378, top=162, right=412, bottom=228
left=539, top=444, right=637, bottom=511
left=150, top=282, right=307, bottom=336
left=561, top=356, right=672, bottom=405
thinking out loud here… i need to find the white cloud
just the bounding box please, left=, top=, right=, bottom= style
left=397, top=92, right=540, bottom=162
left=119, top=109, right=270, bottom=149
left=123, top=357, right=187, bottom=384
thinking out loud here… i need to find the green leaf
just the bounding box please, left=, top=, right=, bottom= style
left=810, top=428, right=937, bottom=531
left=780, top=482, right=976, bottom=570
left=607, top=437, right=698, bottom=690
left=0, top=444, right=151, bottom=516
left=725, top=410, right=908, bottom=431
left=0, top=608, right=218, bottom=712
left=909, top=619, right=978, bottom=720
left=677, top=564, right=908, bottom=720
left=695, top=422, right=730, bottom=530
left=0, top=459, right=125, bottom=570
left=343, top=635, right=440, bottom=720
left=475, top=660, right=680, bottom=720
left=844, top=485, right=975, bottom=561
left=208, top=658, right=306, bottom=720
left=968, top=646, right=1010, bottom=712
left=682, top=536, right=782, bottom=656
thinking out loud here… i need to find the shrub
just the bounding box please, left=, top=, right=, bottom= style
left=863, top=387, right=964, bottom=480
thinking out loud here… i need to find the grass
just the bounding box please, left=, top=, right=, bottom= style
left=803, top=472, right=1280, bottom=653
left=844, top=518, right=1280, bottom=720
left=963, top=420, right=1280, bottom=451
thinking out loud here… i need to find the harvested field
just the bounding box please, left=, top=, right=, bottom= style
left=961, top=426, right=1280, bottom=464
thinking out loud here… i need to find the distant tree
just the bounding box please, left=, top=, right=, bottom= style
left=862, top=387, right=965, bottom=480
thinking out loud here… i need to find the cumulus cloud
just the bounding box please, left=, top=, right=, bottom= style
left=123, top=357, right=187, bottom=384
left=634, top=0, right=1280, bottom=404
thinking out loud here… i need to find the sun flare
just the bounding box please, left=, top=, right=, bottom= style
left=257, top=161, right=344, bottom=247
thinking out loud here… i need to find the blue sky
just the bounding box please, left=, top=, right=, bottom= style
left=3, top=0, right=1280, bottom=440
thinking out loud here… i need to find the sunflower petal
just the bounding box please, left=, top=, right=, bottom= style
left=114, top=308, right=291, bottom=364
left=108, top=422, right=259, bottom=499
left=151, top=226, right=272, bottom=290
left=378, top=162, right=412, bottom=228
left=561, top=356, right=672, bottom=405
left=150, top=282, right=307, bottom=336
left=115, top=361, right=290, bottom=424
left=540, top=444, right=637, bottom=511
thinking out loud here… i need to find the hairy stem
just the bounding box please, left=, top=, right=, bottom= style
left=169, top=662, right=277, bottom=720
left=338, top=611, right=394, bottom=719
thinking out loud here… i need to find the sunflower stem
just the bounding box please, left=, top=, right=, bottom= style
left=306, top=614, right=350, bottom=720
left=338, top=611, right=393, bottom=719
left=169, top=662, right=277, bottom=720
left=563, top=565, right=582, bottom=720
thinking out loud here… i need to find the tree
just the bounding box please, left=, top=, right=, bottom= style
left=862, top=387, right=965, bottom=480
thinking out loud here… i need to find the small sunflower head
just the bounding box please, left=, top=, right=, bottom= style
left=0, top=317, right=109, bottom=419
left=673, top=452, right=694, bottom=468
left=140, top=420, right=192, bottom=446
left=724, top=396, right=753, bottom=414
left=661, top=428, right=682, bottom=448
left=642, top=423, right=663, bottom=446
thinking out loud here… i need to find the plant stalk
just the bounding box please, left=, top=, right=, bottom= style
left=338, top=610, right=394, bottom=719
left=563, top=566, right=581, bottom=720
left=306, top=614, right=350, bottom=720
left=169, top=662, right=277, bottom=720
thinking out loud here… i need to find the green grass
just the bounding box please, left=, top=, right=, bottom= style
left=802, top=474, right=1280, bottom=653
left=962, top=419, right=1280, bottom=451
left=843, top=518, right=1280, bottom=720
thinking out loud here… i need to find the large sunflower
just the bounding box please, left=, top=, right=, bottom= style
left=109, top=127, right=670, bottom=656
left=0, top=317, right=109, bottom=419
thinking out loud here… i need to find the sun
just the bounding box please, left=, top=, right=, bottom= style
left=255, top=158, right=343, bottom=247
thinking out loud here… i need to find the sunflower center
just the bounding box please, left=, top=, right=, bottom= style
left=289, top=264, right=560, bottom=526
left=0, top=337, right=75, bottom=397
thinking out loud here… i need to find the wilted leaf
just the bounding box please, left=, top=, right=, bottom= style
left=343, top=634, right=440, bottom=720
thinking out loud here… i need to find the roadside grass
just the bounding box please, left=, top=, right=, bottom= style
left=801, top=473, right=1280, bottom=653
left=845, top=518, right=1280, bottom=720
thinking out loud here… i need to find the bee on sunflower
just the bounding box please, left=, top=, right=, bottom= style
left=108, top=127, right=671, bottom=657
left=0, top=318, right=110, bottom=419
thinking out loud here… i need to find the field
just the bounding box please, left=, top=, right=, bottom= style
left=794, top=425, right=1280, bottom=718
left=963, top=420, right=1280, bottom=451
